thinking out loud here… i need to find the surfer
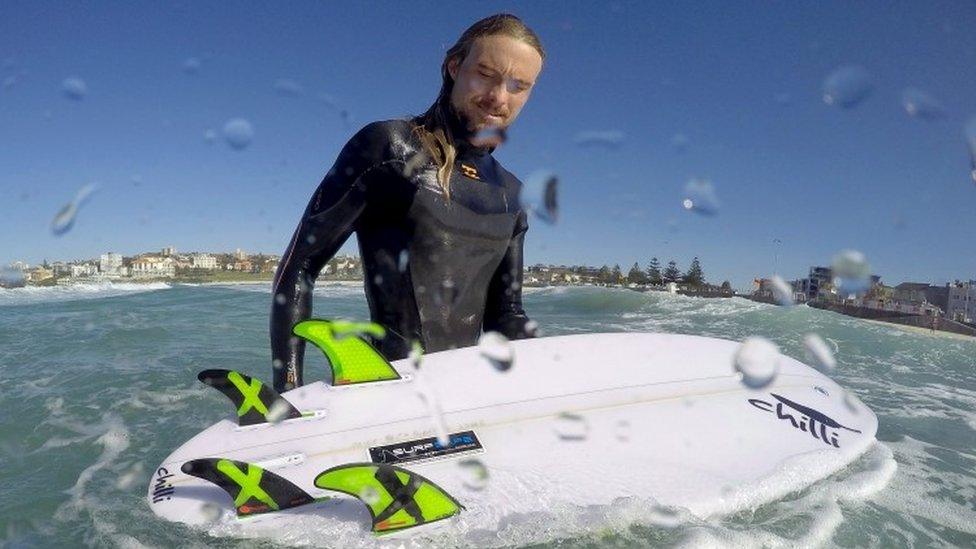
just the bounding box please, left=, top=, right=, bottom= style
left=270, top=14, right=545, bottom=391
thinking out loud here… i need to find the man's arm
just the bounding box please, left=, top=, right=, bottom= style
left=270, top=122, right=392, bottom=392
left=483, top=210, right=537, bottom=339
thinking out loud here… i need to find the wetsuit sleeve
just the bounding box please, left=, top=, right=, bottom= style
left=483, top=210, right=537, bottom=340
left=270, top=122, right=391, bottom=392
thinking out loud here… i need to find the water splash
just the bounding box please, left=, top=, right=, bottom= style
left=51, top=183, right=98, bottom=236
left=770, top=275, right=794, bottom=306
left=803, top=333, right=837, bottom=374
left=822, top=66, right=873, bottom=108
left=733, top=337, right=780, bottom=389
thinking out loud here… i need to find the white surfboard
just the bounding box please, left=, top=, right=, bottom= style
left=147, top=330, right=877, bottom=540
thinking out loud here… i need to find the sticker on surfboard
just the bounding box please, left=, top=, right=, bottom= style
left=368, top=431, right=484, bottom=465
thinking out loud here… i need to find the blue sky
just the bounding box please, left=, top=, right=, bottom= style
left=2, top=1, right=975, bottom=289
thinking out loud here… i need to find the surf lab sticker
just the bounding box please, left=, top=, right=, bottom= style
left=369, top=430, right=483, bottom=465
left=749, top=393, right=861, bottom=448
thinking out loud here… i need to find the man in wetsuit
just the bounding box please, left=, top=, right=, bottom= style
left=270, top=14, right=545, bottom=391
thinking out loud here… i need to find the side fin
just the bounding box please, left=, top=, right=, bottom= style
left=293, top=319, right=401, bottom=385
left=182, top=458, right=315, bottom=517
left=197, top=369, right=302, bottom=426
left=314, top=463, right=463, bottom=534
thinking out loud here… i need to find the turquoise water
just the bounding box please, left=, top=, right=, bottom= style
left=1, top=283, right=974, bottom=548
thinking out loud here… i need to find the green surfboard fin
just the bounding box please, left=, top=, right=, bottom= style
left=198, top=369, right=303, bottom=426
left=314, top=463, right=463, bottom=534
left=292, top=319, right=401, bottom=385
left=182, top=458, right=315, bottom=517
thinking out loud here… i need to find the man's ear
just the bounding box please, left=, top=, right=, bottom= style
left=447, top=57, right=460, bottom=81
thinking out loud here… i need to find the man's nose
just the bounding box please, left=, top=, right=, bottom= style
left=485, top=82, right=509, bottom=106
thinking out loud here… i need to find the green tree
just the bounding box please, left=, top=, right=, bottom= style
left=663, top=260, right=681, bottom=283
left=611, top=264, right=623, bottom=285
left=683, top=257, right=705, bottom=286
left=646, top=257, right=662, bottom=285
left=597, top=264, right=611, bottom=284
left=627, top=262, right=647, bottom=284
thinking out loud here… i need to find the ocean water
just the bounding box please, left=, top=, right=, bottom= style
left=1, top=283, right=974, bottom=548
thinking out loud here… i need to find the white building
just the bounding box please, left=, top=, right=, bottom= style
left=947, top=281, right=976, bottom=323
left=161, top=246, right=176, bottom=257
left=131, top=257, right=176, bottom=278
left=70, top=263, right=98, bottom=277
left=192, top=254, right=218, bottom=270
left=234, top=248, right=247, bottom=261
left=100, top=253, right=125, bottom=276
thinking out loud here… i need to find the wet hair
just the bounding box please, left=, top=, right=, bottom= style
left=412, top=13, right=545, bottom=198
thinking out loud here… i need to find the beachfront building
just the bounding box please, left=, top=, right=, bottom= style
left=234, top=248, right=247, bottom=261
left=131, top=256, right=176, bottom=278
left=99, top=253, right=125, bottom=277
left=70, top=263, right=98, bottom=277
left=947, top=281, right=976, bottom=323
left=161, top=246, right=176, bottom=257
left=191, top=254, right=218, bottom=270
left=27, top=266, right=53, bottom=283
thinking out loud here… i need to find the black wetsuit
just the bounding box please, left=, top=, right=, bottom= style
left=270, top=117, right=534, bottom=391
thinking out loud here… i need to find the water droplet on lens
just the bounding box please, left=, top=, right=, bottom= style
left=901, top=88, right=945, bottom=120
left=682, top=178, right=719, bottom=216
left=2, top=75, right=16, bottom=91
left=472, top=126, right=506, bottom=148
left=305, top=234, right=316, bottom=245
left=524, top=319, right=539, bottom=336
left=670, top=133, right=689, bottom=153
left=458, top=458, right=489, bottom=491
left=409, top=340, right=423, bottom=370
left=274, top=78, right=304, bottom=97
left=397, top=250, right=409, bottom=272
left=359, top=485, right=380, bottom=505
left=965, top=116, right=976, bottom=184
left=61, top=77, right=87, bottom=100
left=266, top=398, right=292, bottom=424
left=573, top=130, right=625, bottom=149
left=822, top=65, right=873, bottom=108
left=803, top=333, right=836, bottom=373
left=200, top=502, right=222, bottom=523
left=274, top=293, right=287, bottom=305
left=51, top=183, right=97, bottom=236
left=203, top=128, right=217, bottom=144
left=478, top=331, right=514, bottom=372
left=733, top=337, right=781, bottom=389
left=402, top=152, right=428, bottom=177
left=842, top=389, right=860, bottom=414
left=222, top=118, right=254, bottom=150
left=182, top=57, right=201, bottom=75
left=436, top=279, right=458, bottom=306
left=554, top=412, right=589, bottom=441
left=831, top=249, right=872, bottom=297
left=0, top=266, right=25, bottom=287
left=615, top=419, right=631, bottom=442
left=770, top=275, right=794, bottom=306
left=647, top=504, right=684, bottom=528
left=521, top=170, right=559, bottom=224
left=272, top=359, right=283, bottom=370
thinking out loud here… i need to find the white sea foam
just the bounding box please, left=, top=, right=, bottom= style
left=0, top=282, right=171, bottom=306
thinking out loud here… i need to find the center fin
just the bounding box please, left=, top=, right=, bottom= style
left=182, top=458, right=315, bottom=517
left=198, top=369, right=302, bottom=426
left=293, top=319, right=401, bottom=385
